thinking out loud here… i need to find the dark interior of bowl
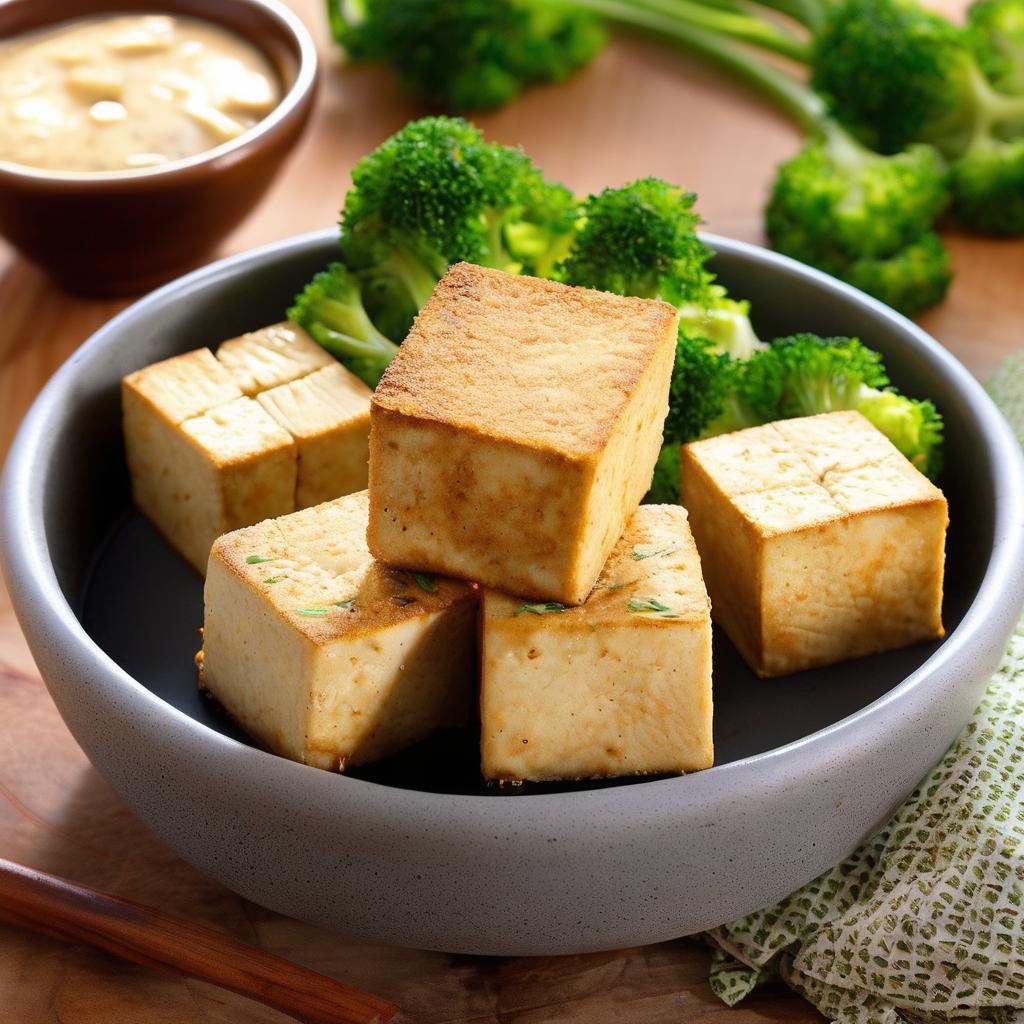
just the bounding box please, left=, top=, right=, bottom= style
left=54, top=236, right=990, bottom=797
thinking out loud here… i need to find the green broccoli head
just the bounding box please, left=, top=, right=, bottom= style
left=857, top=390, right=944, bottom=477
left=950, top=135, right=1024, bottom=235
left=678, top=288, right=764, bottom=361
left=766, top=333, right=890, bottom=417
left=766, top=127, right=950, bottom=260
left=812, top=0, right=972, bottom=154
left=340, top=116, right=578, bottom=334
left=752, top=333, right=943, bottom=478
left=969, top=0, right=1024, bottom=94
left=330, top=0, right=604, bottom=111
left=664, top=329, right=731, bottom=445
left=811, top=0, right=1024, bottom=237
left=287, top=262, right=399, bottom=387
left=558, top=177, right=714, bottom=307
left=841, top=232, right=953, bottom=314
left=767, top=139, right=953, bottom=318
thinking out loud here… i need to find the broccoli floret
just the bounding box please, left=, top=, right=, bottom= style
left=765, top=119, right=953, bottom=314
left=810, top=0, right=1024, bottom=235
left=969, top=0, right=1024, bottom=94
left=756, top=334, right=945, bottom=478
left=557, top=177, right=714, bottom=306
left=340, top=116, right=578, bottom=337
left=330, top=0, right=605, bottom=111
left=664, top=329, right=731, bottom=445
left=766, top=333, right=890, bottom=416
left=842, top=232, right=953, bottom=314
left=327, top=0, right=815, bottom=113
left=857, top=390, right=945, bottom=477
left=766, top=124, right=950, bottom=259
left=812, top=0, right=972, bottom=155
left=287, top=262, right=399, bottom=387
left=678, top=286, right=765, bottom=360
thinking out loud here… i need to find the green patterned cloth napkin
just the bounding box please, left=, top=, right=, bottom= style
left=705, top=352, right=1024, bottom=1024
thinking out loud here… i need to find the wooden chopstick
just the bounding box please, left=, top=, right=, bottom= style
left=0, top=857, right=398, bottom=1024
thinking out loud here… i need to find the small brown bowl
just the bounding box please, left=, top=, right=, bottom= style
left=0, top=0, right=318, bottom=297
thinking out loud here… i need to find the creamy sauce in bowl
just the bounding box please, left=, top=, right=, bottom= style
left=0, top=13, right=282, bottom=173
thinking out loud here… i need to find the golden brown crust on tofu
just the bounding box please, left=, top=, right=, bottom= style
left=485, top=503, right=710, bottom=625
left=367, top=264, right=678, bottom=605
left=123, top=348, right=242, bottom=426
left=480, top=504, right=713, bottom=783
left=372, top=262, right=679, bottom=455
left=211, top=493, right=477, bottom=645
left=680, top=411, right=948, bottom=677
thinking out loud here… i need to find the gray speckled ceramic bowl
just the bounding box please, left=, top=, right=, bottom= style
left=3, top=230, right=1023, bottom=956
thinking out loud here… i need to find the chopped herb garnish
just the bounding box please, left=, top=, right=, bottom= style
left=246, top=555, right=272, bottom=564
left=412, top=572, right=437, bottom=593
left=335, top=598, right=355, bottom=608
left=263, top=576, right=283, bottom=585
left=604, top=580, right=633, bottom=591
left=631, top=543, right=679, bottom=561
left=295, top=607, right=329, bottom=617
left=628, top=597, right=679, bottom=617
left=514, top=602, right=568, bottom=616
left=392, top=595, right=417, bottom=607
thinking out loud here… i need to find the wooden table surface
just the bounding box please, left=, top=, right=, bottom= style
left=1, top=2, right=1019, bottom=1021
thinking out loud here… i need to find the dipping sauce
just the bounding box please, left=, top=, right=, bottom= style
left=0, top=14, right=282, bottom=172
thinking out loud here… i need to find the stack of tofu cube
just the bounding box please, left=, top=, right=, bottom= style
left=191, top=263, right=948, bottom=784
left=123, top=322, right=373, bottom=574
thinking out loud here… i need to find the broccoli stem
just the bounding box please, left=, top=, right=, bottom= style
left=572, top=0, right=812, bottom=62
left=379, top=244, right=442, bottom=311
left=580, top=0, right=825, bottom=130
left=961, top=62, right=1024, bottom=153
left=304, top=294, right=400, bottom=364
left=736, top=0, right=827, bottom=33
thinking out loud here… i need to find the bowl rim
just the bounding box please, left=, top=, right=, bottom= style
left=0, top=0, right=317, bottom=184
left=3, top=228, right=1024, bottom=811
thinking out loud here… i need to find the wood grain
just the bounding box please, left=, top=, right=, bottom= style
left=0, top=0, right=1018, bottom=1021
left=0, top=859, right=396, bottom=1024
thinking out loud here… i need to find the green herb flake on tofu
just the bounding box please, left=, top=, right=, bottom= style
left=412, top=572, right=437, bottom=593
left=514, top=602, right=568, bottom=616
left=246, top=555, right=273, bottom=564
left=631, top=543, right=679, bottom=561
left=628, top=597, right=680, bottom=618
left=295, top=607, right=329, bottom=617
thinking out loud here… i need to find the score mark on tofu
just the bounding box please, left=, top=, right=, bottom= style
left=480, top=504, right=713, bottom=783
left=367, top=262, right=679, bottom=606
left=680, top=410, right=948, bottom=677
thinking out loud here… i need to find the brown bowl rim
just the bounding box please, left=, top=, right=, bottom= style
left=0, top=0, right=318, bottom=186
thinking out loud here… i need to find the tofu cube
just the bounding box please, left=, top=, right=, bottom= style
left=368, top=263, right=679, bottom=605
left=480, top=504, right=713, bottom=782
left=126, top=385, right=297, bottom=574
left=257, top=363, right=372, bottom=509
left=200, top=491, right=478, bottom=771
left=215, top=322, right=333, bottom=396
left=680, top=411, right=948, bottom=677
